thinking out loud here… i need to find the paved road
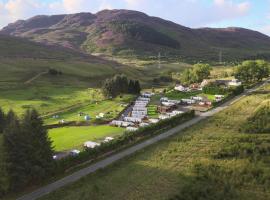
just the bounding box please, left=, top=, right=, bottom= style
left=17, top=80, right=269, bottom=200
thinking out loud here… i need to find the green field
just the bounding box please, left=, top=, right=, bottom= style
left=147, top=105, right=159, bottom=118
left=49, top=126, right=125, bottom=152
left=151, top=90, right=216, bottom=103
left=44, top=95, right=133, bottom=125
left=40, top=84, right=270, bottom=200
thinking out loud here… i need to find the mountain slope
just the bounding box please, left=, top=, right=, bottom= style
left=2, top=9, right=270, bottom=62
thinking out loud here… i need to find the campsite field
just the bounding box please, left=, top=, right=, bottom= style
left=40, top=84, right=270, bottom=200
left=44, top=95, right=134, bottom=125
left=49, top=126, right=125, bottom=152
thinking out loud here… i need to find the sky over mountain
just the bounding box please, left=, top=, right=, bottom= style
left=0, top=0, right=269, bottom=35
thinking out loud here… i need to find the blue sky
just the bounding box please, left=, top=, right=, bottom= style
left=0, top=0, right=269, bottom=35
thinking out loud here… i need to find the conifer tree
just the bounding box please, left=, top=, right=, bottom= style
left=0, top=107, right=5, bottom=133
left=21, top=109, right=55, bottom=183
left=3, top=110, right=27, bottom=190
left=128, top=80, right=135, bottom=93
left=134, top=80, right=141, bottom=94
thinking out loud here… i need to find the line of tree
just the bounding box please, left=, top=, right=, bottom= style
left=0, top=108, right=54, bottom=193
left=234, top=60, right=269, bottom=83
left=102, top=74, right=141, bottom=98
left=0, top=108, right=5, bottom=134
left=181, top=63, right=212, bottom=85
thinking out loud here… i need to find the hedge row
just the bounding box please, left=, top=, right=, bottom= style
left=212, top=85, right=244, bottom=107
left=56, top=110, right=195, bottom=172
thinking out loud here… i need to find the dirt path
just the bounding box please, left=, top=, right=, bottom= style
left=24, top=71, right=48, bottom=84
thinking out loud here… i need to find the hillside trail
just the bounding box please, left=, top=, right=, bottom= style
left=24, top=71, right=48, bottom=85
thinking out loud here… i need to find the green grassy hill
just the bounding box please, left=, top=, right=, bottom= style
left=39, top=84, right=270, bottom=200
left=0, top=34, right=191, bottom=116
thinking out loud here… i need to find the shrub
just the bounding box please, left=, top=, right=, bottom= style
left=243, top=104, right=270, bottom=134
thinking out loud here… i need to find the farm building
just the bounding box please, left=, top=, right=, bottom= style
left=149, top=118, right=159, bottom=124
left=133, top=107, right=147, bottom=112
left=70, top=150, right=80, bottom=156
left=126, top=127, right=138, bottom=132
left=167, top=100, right=181, bottom=104
left=158, top=105, right=177, bottom=113
left=160, top=97, right=169, bottom=102
left=159, top=115, right=170, bottom=120
left=215, top=95, right=225, bottom=102
left=137, top=97, right=150, bottom=102
left=84, top=141, right=100, bottom=149
left=124, top=117, right=142, bottom=123
left=172, top=110, right=184, bottom=115
left=139, top=123, right=150, bottom=127
left=192, top=96, right=203, bottom=101
left=167, top=110, right=184, bottom=118
left=141, top=92, right=153, bottom=98
left=174, top=85, right=187, bottom=92
left=162, top=102, right=176, bottom=107
left=228, top=79, right=242, bottom=86
left=104, top=137, right=114, bottom=143
left=132, top=110, right=147, bottom=116
left=201, top=79, right=211, bottom=88
left=135, top=101, right=148, bottom=106
left=181, top=99, right=196, bottom=105
left=110, top=120, right=134, bottom=127
left=131, top=114, right=145, bottom=119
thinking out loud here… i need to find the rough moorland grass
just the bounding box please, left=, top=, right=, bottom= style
left=0, top=86, right=103, bottom=116
left=40, top=84, right=270, bottom=200
left=49, top=125, right=125, bottom=152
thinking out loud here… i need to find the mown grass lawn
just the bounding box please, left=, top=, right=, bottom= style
left=49, top=125, right=125, bottom=152
left=44, top=95, right=134, bottom=125
left=165, top=90, right=201, bottom=100
left=147, top=105, right=159, bottom=118
left=40, top=84, right=270, bottom=200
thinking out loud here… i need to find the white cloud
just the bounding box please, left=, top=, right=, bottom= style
left=259, top=25, right=270, bottom=36
left=0, top=0, right=252, bottom=29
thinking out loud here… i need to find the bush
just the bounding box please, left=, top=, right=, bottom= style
left=169, top=164, right=239, bottom=200
left=243, top=104, right=270, bottom=134
left=48, top=68, right=62, bottom=75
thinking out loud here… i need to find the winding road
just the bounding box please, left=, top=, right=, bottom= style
left=17, top=79, right=270, bottom=200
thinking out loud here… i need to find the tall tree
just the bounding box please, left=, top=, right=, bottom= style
left=0, top=107, right=5, bottom=133
left=21, top=109, right=55, bottom=183
left=181, top=63, right=212, bottom=85
left=128, top=80, right=135, bottom=94
left=235, top=60, right=270, bottom=83
left=3, top=110, right=27, bottom=190
left=134, top=80, right=141, bottom=94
